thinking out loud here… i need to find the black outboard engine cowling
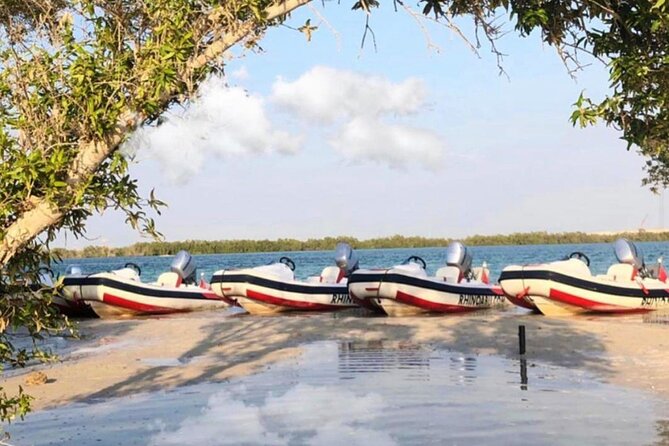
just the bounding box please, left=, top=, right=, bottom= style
left=334, top=242, right=359, bottom=276
left=614, top=238, right=644, bottom=270
left=445, top=241, right=473, bottom=277
left=171, top=250, right=197, bottom=284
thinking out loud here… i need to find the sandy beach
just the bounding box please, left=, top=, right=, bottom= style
left=5, top=307, right=669, bottom=413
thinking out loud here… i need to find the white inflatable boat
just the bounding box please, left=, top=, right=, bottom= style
left=210, top=243, right=359, bottom=315
left=348, top=242, right=507, bottom=316
left=499, top=239, right=669, bottom=316
left=61, top=251, right=233, bottom=318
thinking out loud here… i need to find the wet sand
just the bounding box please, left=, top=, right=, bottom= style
left=4, top=307, right=669, bottom=412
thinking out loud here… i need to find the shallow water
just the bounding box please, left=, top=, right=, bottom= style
left=9, top=340, right=668, bottom=445
left=55, top=241, right=669, bottom=283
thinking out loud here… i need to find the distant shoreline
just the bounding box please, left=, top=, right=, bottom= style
left=52, top=230, right=669, bottom=259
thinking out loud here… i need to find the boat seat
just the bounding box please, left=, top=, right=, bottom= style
left=157, top=271, right=182, bottom=288
left=320, top=266, right=345, bottom=284
left=606, top=263, right=635, bottom=282
left=435, top=266, right=461, bottom=283
left=112, top=267, right=140, bottom=281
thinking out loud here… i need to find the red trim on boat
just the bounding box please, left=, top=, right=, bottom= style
left=394, top=290, right=477, bottom=313
left=548, top=288, right=650, bottom=313
left=201, top=291, right=236, bottom=306
left=246, top=289, right=352, bottom=311
left=365, top=287, right=379, bottom=291
left=491, top=286, right=504, bottom=295
left=102, top=293, right=185, bottom=314
left=505, top=294, right=538, bottom=310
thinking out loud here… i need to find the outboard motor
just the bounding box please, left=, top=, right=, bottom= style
left=445, top=241, right=473, bottom=277
left=614, top=238, right=644, bottom=270
left=171, top=250, right=197, bottom=284
left=334, top=242, right=359, bottom=276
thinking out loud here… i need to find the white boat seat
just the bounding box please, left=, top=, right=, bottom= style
left=320, top=266, right=345, bottom=284
left=253, top=263, right=295, bottom=281
left=112, top=267, right=140, bottom=281
left=553, top=259, right=592, bottom=277
left=606, top=263, right=635, bottom=282
left=435, top=266, right=461, bottom=283
left=157, top=271, right=182, bottom=288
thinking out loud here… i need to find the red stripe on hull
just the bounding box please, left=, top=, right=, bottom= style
left=491, top=286, right=505, bottom=296
left=395, top=290, right=479, bottom=313
left=246, top=289, right=353, bottom=311
left=201, top=291, right=237, bottom=306
left=548, top=288, right=651, bottom=314
left=505, top=295, right=538, bottom=310
left=102, top=293, right=187, bottom=315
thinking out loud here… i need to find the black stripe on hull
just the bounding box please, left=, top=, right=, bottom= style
left=348, top=272, right=498, bottom=296
left=499, top=269, right=669, bottom=299
left=62, top=277, right=212, bottom=300
left=210, top=274, right=346, bottom=295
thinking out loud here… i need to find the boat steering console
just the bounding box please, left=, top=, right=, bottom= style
left=567, top=251, right=590, bottom=267
left=405, top=255, right=427, bottom=269
left=124, top=262, right=142, bottom=276
left=279, top=256, right=296, bottom=271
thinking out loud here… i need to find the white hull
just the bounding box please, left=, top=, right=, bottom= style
left=211, top=267, right=356, bottom=315
left=62, top=273, right=231, bottom=318
left=499, top=259, right=669, bottom=316
left=348, top=268, right=507, bottom=317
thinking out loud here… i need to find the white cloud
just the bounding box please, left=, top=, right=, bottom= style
left=127, top=66, right=444, bottom=181
left=125, top=76, right=303, bottom=183
left=271, top=66, right=426, bottom=123
left=230, top=65, right=249, bottom=80
left=149, top=384, right=396, bottom=446
left=330, top=116, right=443, bottom=169
left=271, top=66, right=444, bottom=169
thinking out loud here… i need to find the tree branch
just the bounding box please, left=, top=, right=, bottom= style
left=0, top=0, right=312, bottom=266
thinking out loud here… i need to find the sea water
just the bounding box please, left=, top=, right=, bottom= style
left=53, top=241, right=669, bottom=283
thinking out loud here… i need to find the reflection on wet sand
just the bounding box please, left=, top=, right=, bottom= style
left=338, top=341, right=431, bottom=380
left=643, top=311, right=669, bottom=325
left=338, top=341, right=486, bottom=385
left=7, top=339, right=668, bottom=445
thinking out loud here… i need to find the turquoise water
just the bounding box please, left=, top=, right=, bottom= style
left=56, top=241, right=669, bottom=282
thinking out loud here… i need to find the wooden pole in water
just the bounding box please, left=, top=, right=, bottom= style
left=518, top=325, right=526, bottom=355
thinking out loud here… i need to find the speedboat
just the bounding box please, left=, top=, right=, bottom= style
left=499, top=238, right=669, bottom=316
left=348, top=241, right=507, bottom=316
left=61, top=251, right=233, bottom=318
left=209, top=243, right=359, bottom=315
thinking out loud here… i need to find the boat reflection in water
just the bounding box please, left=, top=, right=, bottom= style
left=8, top=340, right=667, bottom=446
left=337, top=341, right=432, bottom=381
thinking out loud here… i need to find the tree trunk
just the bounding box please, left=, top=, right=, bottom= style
left=0, top=0, right=312, bottom=266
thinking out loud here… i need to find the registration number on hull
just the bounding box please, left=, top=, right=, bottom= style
left=457, top=294, right=506, bottom=306
left=641, top=297, right=669, bottom=308
left=330, top=293, right=353, bottom=304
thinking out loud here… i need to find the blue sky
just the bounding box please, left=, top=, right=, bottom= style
left=57, top=3, right=663, bottom=248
